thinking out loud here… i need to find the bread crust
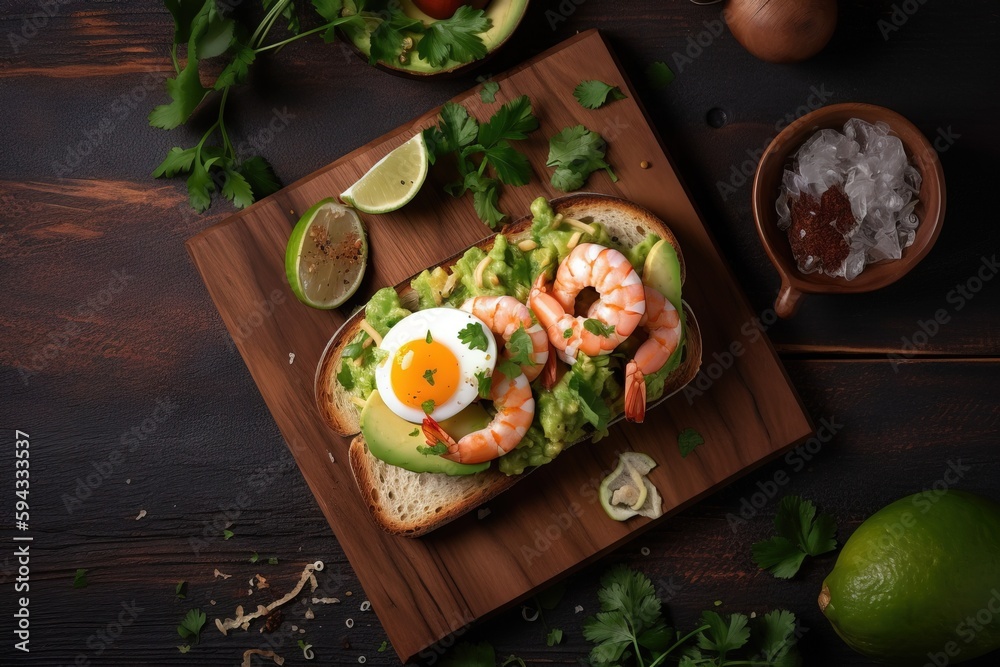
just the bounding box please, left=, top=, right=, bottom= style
left=317, top=193, right=703, bottom=537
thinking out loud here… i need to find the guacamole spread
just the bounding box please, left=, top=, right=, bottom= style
left=336, top=197, right=686, bottom=476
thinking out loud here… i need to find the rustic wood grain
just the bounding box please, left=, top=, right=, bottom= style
left=186, top=31, right=814, bottom=661
left=1, top=0, right=998, bottom=665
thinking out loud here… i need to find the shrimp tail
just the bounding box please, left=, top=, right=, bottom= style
left=624, top=360, right=646, bottom=423
left=422, top=416, right=457, bottom=450
left=540, top=342, right=558, bottom=389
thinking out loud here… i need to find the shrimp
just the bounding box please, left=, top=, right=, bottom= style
left=422, top=370, right=535, bottom=464
left=460, top=296, right=548, bottom=381
left=625, top=286, right=683, bottom=423
left=529, top=243, right=646, bottom=364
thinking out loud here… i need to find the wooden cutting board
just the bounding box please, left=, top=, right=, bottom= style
left=186, top=30, right=813, bottom=662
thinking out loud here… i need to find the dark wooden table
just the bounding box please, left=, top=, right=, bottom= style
left=2, top=1, right=998, bottom=665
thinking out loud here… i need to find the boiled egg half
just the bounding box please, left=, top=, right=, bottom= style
left=375, top=308, right=496, bottom=423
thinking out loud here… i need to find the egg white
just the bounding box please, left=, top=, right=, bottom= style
left=375, top=307, right=497, bottom=423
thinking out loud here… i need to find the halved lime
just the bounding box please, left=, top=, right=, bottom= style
left=285, top=198, right=368, bottom=309
left=340, top=133, right=429, bottom=214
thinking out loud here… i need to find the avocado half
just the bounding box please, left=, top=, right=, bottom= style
left=342, top=0, right=530, bottom=78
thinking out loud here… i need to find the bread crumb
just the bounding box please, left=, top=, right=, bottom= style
left=135, top=509, right=146, bottom=520
left=289, top=352, right=295, bottom=364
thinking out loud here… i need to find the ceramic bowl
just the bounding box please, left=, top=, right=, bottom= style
left=752, top=102, right=946, bottom=317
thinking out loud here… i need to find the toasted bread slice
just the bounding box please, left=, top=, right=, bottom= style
left=317, top=194, right=703, bottom=537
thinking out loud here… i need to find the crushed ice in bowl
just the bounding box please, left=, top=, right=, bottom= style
left=776, top=118, right=922, bottom=279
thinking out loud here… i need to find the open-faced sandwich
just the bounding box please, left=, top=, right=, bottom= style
left=316, top=194, right=703, bottom=536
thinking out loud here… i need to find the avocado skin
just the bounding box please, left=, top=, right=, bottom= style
left=361, top=391, right=490, bottom=476
left=821, top=491, right=1000, bottom=663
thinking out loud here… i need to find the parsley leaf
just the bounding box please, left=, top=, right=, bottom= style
left=221, top=167, right=254, bottom=209
left=421, top=399, right=436, bottom=414
left=678, top=428, right=704, bottom=458
left=574, top=80, right=627, bottom=109
left=563, top=328, right=573, bottom=339
left=177, top=608, right=206, bottom=643
left=426, top=329, right=433, bottom=343
left=214, top=43, right=255, bottom=90
left=368, top=9, right=424, bottom=65
left=480, top=80, right=499, bottom=103
left=470, top=174, right=505, bottom=228
left=336, top=362, right=354, bottom=390
left=506, top=326, right=536, bottom=366
left=424, top=102, right=479, bottom=162
left=477, top=95, right=539, bottom=147
left=237, top=156, right=282, bottom=200
left=546, top=628, right=564, bottom=646
left=458, top=322, right=490, bottom=351
left=423, top=368, right=437, bottom=385
left=697, top=611, right=751, bottom=660
left=409, top=428, right=420, bottom=437
left=417, top=441, right=448, bottom=456
left=583, top=318, right=616, bottom=337
left=752, top=496, right=838, bottom=579
left=482, top=141, right=532, bottom=186
left=73, top=568, right=88, bottom=589
left=547, top=125, right=617, bottom=192
left=752, top=610, right=798, bottom=661
left=475, top=370, right=492, bottom=399
left=152, top=147, right=197, bottom=178
left=416, top=6, right=491, bottom=67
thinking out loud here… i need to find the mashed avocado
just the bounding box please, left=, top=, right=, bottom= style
left=339, top=197, right=685, bottom=476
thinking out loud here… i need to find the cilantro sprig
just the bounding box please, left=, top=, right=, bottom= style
left=574, top=80, right=627, bottom=110
left=458, top=322, right=490, bottom=351
left=583, top=566, right=802, bottom=667
left=583, top=318, right=616, bottom=337
left=547, top=125, right=617, bottom=192
left=424, top=96, right=539, bottom=227
left=752, top=496, right=838, bottom=579
left=177, top=608, right=207, bottom=644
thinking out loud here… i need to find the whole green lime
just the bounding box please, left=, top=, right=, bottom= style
left=820, top=490, right=1000, bottom=663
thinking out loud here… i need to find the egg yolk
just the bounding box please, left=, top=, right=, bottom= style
left=390, top=339, right=461, bottom=410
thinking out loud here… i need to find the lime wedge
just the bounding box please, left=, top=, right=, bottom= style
left=285, top=198, right=368, bottom=309
left=340, top=133, right=429, bottom=214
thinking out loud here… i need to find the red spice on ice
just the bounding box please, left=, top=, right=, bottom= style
left=787, top=185, right=857, bottom=273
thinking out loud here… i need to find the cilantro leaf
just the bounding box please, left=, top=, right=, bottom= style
left=475, top=370, right=492, bottom=399
left=496, top=359, right=522, bottom=379
left=583, top=610, right=633, bottom=664
left=583, top=318, right=615, bottom=337
left=416, top=6, right=491, bottom=68
left=368, top=9, right=423, bottom=65
left=152, top=147, right=197, bottom=178
left=678, top=428, right=704, bottom=458
left=73, top=568, right=88, bottom=589
left=417, top=441, right=448, bottom=456
left=421, top=399, right=436, bottom=414
left=482, top=142, right=532, bottom=186
left=480, top=80, right=499, bottom=103
left=214, top=43, right=255, bottom=90
left=752, top=610, right=798, bottom=661
left=163, top=0, right=206, bottom=44
left=149, top=2, right=213, bottom=130
left=470, top=175, right=505, bottom=228
left=221, top=167, right=254, bottom=209
left=311, top=0, right=344, bottom=21
left=568, top=373, right=610, bottom=431
left=442, top=642, right=495, bottom=667
left=425, top=102, right=479, bottom=162
left=574, top=80, right=627, bottom=110
left=646, top=61, right=675, bottom=90
left=237, top=156, right=281, bottom=200
left=546, top=627, right=564, bottom=646
left=177, top=608, right=206, bottom=643
left=477, top=95, right=538, bottom=148
left=696, top=611, right=750, bottom=657
left=458, top=322, right=490, bottom=351
left=423, top=368, right=437, bottom=385
left=547, top=125, right=617, bottom=192
left=752, top=496, right=838, bottom=579
left=506, top=326, right=536, bottom=366
left=186, top=157, right=216, bottom=213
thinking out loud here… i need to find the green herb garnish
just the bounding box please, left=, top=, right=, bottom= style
left=73, top=568, right=88, bottom=589
left=409, top=428, right=420, bottom=437
left=422, top=399, right=436, bottom=414
left=426, top=329, right=433, bottom=343
left=423, top=368, right=437, bottom=385
left=678, top=428, right=704, bottom=458
left=506, top=326, right=535, bottom=366
left=546, top=628, right=564, bottom=646
left=574, top=80, right=627, bottom=109
left=583, top=318, right=616, bottom=337
left=175, top=581, right=187, bottom=599
left=563, top=328, right=573, bottom=339
left=417, top=442, right=449, bottom=456
left=458, top=322, right=490, bottom=351
left=222, top=528, right=234, bottom=540
left=752, top=496, right=838, bottom=579
left=177, top=608, right=206, bottom=644
left=547, top=125, right=617, bottom=192
left=475, top=370, right=492, bottom=399
left=480, top=80, right=500, bottom=103
left=416, top=6, right=492, bottom=67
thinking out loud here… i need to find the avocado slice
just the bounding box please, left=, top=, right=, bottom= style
left=344, top=0, right=530, bottom=76
left=642, top=239, right=682, bottom=313
left=361, top=391, right=491, bottom=475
